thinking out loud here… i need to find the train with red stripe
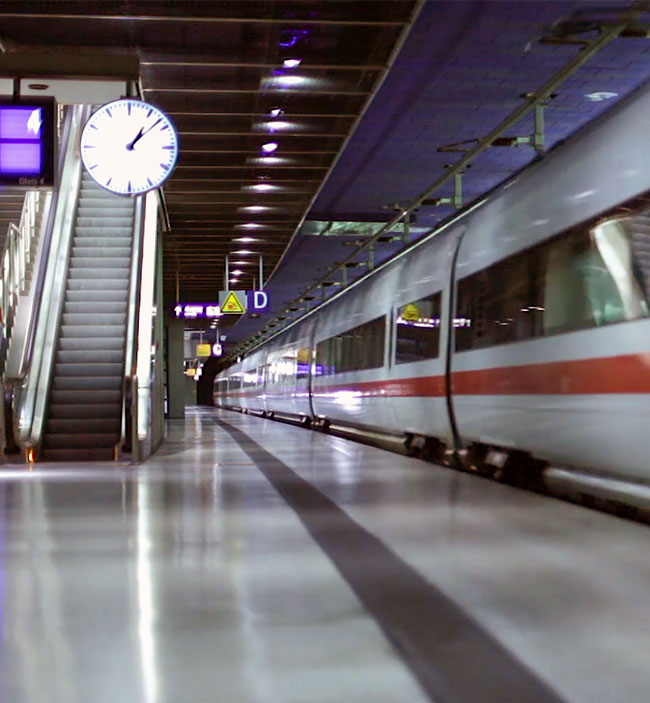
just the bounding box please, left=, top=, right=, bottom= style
left=214, top=82, right=650, bottom=494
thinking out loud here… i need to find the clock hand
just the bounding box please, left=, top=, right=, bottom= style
left=126, top=118, right=162, bottom=150
left=126, top=127, right=144, bottom=151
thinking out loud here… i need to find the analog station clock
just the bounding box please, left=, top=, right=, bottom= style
left=80, top=98, right=178, bottom=196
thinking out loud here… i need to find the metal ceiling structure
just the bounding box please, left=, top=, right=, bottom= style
left=0, top=0, right=420, bottom=305
left=3, top=1, right=650, bottom=358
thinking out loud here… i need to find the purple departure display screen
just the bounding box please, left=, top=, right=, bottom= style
left=0, top=98, right=55, bottom=187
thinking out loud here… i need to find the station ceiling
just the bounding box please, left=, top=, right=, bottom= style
left=2, top=1, right=650, bottom=353
left=0, top=0, right=418, bottom=301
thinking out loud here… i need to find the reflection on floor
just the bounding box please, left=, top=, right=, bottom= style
left=0, top=407, right=649, bottom=703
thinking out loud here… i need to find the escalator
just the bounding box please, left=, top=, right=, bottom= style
left=40, top=173, right=136, bottom=460
left=5, top=103, right=163, bottom=463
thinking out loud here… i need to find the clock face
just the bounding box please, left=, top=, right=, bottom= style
left=80, top=99, right=178, bottom=196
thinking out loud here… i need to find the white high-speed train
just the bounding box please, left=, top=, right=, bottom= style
left=214, top=80, right=650, bottom=495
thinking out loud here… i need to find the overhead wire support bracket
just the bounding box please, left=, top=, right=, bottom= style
left=423, top=172, right=464, bottom=209
left=491, top=102, right=546, bottom=154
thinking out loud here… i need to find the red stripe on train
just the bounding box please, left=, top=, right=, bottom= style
left=311, top=353, right=650, bottom=396
left=452, top=353, right=650, bottom=395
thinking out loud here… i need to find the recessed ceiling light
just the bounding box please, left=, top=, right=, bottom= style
left=239, top=205, right=270, bottom=212
left=261, top=141, right=278, bottom=153
left=263, top=75, right=312, bottom=89
left=254, top=120, right=299, bottom=133
left=244, top=183, right=279, bottom=192
left=247, top=156, right=291, bottom=166
left=232, top=250, right=256, bottom=255
left=231, top=260, right=253, bottom=265
left=231, top=270, right=243, bottom=276
left=233, top=237, right=260, bottom=243
left=235, top=223, right=265, bottom=229
left=269, top=107, right=284, bottom=117
left=585, top=91, right=618, bottom=102
left=283, top=58, right=302, bottom=68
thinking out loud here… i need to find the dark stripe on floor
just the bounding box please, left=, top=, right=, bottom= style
left=214, top=417, right=566, bottom=703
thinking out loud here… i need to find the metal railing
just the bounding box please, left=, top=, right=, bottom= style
left=1, top=191, right=50, bottom=345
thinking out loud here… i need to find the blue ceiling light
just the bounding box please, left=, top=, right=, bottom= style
left=585, top=91, right=618, bottom=102
left=278, top=29, right=309, bottom=49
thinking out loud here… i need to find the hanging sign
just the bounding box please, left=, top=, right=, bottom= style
left=249, top=290, right=270, bottom=312
left=172, top=303, right=222, bottom=319
left=218, top=290, right=247, bottom=314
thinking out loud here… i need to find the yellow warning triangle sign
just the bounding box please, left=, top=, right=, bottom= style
left=222, top=291, right=246, bottom=314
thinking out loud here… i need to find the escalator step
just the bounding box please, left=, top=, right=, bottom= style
left=65, top=289, right=128, bottom=302
left=50, top=389, right=121, bottom=405
left=63, top=301, right=127, bottom=314
left=58, top=337, right=124, bottom=351
left=52, top=376, right=122, bottom=391
left=48, top=402, right=121, bottom=419
left=54, top=362, right=123, bottom=377
left=47, top=418, right=121, bottom=434
left=59, top=324, right=124, bottom=338
left=56, top=350, right=123, bottom=364
left=42, top=433, right=117, bottom=449
left=61, top=312, right=126, bottom=326
left=40, top=448, right=115, bottom=461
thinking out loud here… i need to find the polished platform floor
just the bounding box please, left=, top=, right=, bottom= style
left=1, top=407, right=649, bottom=703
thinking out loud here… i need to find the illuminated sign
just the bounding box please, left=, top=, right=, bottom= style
left=212, top=343, right=223, bottom=357
left=173, top=290, right=270, bottom=319
left=173, top=303, right=222, bottom=319
left=250, top=290, right=270, bottom=313
left=196, top=343, right=211, bottom=357
left=0, top=98, right=55, bottom=187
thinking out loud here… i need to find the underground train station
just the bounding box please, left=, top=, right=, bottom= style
left=0, top=2, right=649, bottom=702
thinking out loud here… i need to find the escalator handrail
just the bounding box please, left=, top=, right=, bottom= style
left=16, top=104, right=91, bottom=450
left=121, top=193, right=146, bottom=455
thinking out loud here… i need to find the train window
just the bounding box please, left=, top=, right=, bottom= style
left=316, top=316, right=386, bottom=375
left=455, top=203, right=650, bottom=352
left=395, top=292, right=441, bottom=364
left=243, top=369, right=257, bottom=388
left=229, top=375, right=242, bottom=390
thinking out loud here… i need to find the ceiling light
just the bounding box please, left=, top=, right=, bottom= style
left=233, top=237, right=260, bottom=243
left=231, top=260, right=253, bottom=265
left=232, top=250, right=256, bottom=255
left=254, top=120, right=300, bottom=133
left=269, top=107, right=284, bottom=117
left=585, top=91, right=618, bottom=102
left=247, top=156, right=291, bottom=166
left=244, top=183, right=279, bottom=192
left=231, top=269, right=243, bottom=276
left=261, top=141, right=278, bottom=153
left=239, top=205, right=270, bottom=212
left=283, top=58, right=302, bottom=68
left=263, top=75, right=314, bottom=89
left=235, top=223, right=265, bottom=229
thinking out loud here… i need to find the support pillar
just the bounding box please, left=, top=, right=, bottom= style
left=166, top=316, right=185, bottom=419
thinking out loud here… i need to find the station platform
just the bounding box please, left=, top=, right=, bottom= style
left=1, top=407, right=649, bottom=703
